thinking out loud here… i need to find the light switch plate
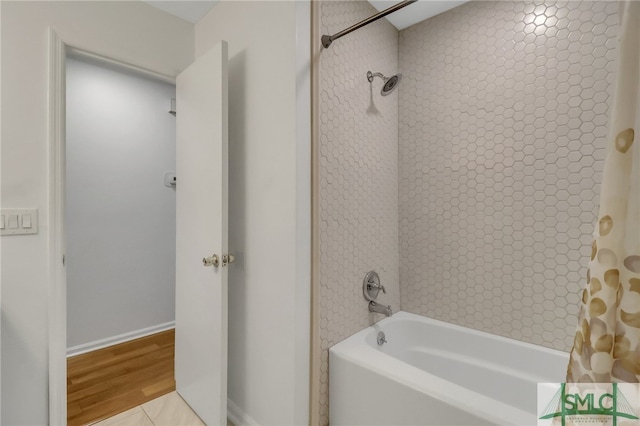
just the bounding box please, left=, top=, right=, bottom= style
left=1, top=209, right=38, bottom=236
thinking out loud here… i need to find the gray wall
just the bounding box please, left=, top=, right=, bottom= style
left=398, top=0, right=617, bottom=351
left=66, top=56, right=176, bottom=350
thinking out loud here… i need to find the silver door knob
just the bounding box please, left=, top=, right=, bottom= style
left=222, top=254, right=235, bottom=266
left=203, top=254, right=220, bottom=267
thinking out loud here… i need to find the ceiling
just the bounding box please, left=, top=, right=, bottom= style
left=141, top=1, right=218, bottom=23
left=368, top=0, right=468, bottom=30
left=141, top=0, right=467, bottom=30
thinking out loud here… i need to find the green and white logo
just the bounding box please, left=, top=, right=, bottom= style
left=538, top=383, right=640, bottom=426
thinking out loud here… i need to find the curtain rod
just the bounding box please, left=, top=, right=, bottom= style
left=321, top=0, right=418, bottom=49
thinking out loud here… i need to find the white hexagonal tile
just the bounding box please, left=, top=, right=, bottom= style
left=319, top=1, right=616, bottom=422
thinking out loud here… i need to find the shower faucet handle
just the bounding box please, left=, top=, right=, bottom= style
left=366, top=273, right=386, bottom=293
left=374, top=283, right=387, bottom=294
left=363, top=271, right=386, bottom=302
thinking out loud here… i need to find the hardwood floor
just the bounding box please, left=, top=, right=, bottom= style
left=67, top=330, right=176, bottom=426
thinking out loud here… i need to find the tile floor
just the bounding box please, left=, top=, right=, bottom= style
left=92, top=391, right=205, bottom=426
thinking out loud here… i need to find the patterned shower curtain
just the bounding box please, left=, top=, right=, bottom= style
left=567, top=1, right=640, bottom=383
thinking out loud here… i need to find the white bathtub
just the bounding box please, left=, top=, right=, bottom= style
left=329, top=311, right=569, bottom=425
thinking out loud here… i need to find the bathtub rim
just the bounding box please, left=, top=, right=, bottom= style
left=329, top=311, right=570, bottom=425
left=361, top=312, right=569, bottom=358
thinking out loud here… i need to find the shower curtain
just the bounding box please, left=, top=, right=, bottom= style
left=567, top=1, right=640, bottom=383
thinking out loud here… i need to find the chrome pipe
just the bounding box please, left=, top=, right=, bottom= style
left=321, top=0, right=418, bottom=49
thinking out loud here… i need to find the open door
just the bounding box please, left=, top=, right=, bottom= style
left=175, top=41, right=228, bottom=425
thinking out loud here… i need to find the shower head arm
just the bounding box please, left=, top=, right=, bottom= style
left=367, top=70, right=402, bottom=96
left=367, top=71, right=387, bottom=83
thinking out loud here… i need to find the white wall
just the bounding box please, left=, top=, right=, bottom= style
left=0, top=2, right=193, bottom=424
left=195, top=2, right=310, bottom=424
left=66, top=56, right=176, bottom=350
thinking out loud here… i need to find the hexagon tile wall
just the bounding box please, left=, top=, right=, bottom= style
left=318, top=0, right=399, bottom=424
left=318, top=0, right=617, bottom=424
left=398, top=0, right=617, bottom=353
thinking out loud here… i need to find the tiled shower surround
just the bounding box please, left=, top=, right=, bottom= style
left=318, top=0, right=617, bottom=424
left=398, top=0, right=617, bottom=352
left=318, top=0, right=399, bottom=423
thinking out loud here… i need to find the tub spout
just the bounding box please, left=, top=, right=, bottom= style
left=369, top=301, right=392, bottom=317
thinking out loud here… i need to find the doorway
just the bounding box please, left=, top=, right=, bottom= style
left=48, top=28, right=230, bottom=425
left=65, top=51, right=178, bottom=424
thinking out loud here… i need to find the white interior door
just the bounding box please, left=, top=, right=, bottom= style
left=175, top=41, right=228, bottom=425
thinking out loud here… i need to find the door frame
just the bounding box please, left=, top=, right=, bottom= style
left=47, top=28, right=177, bottom=425
left=48, top=6, right=314, bottom=420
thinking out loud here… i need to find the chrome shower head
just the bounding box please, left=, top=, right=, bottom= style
left=367, top=71, right=402, bottom=96
left=381, top=74, right=402, bottom=95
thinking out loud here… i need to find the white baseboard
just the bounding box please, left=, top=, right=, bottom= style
left=228, top=398, right=259, bottom=426
left=67, top=321, right=175, bottom=357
